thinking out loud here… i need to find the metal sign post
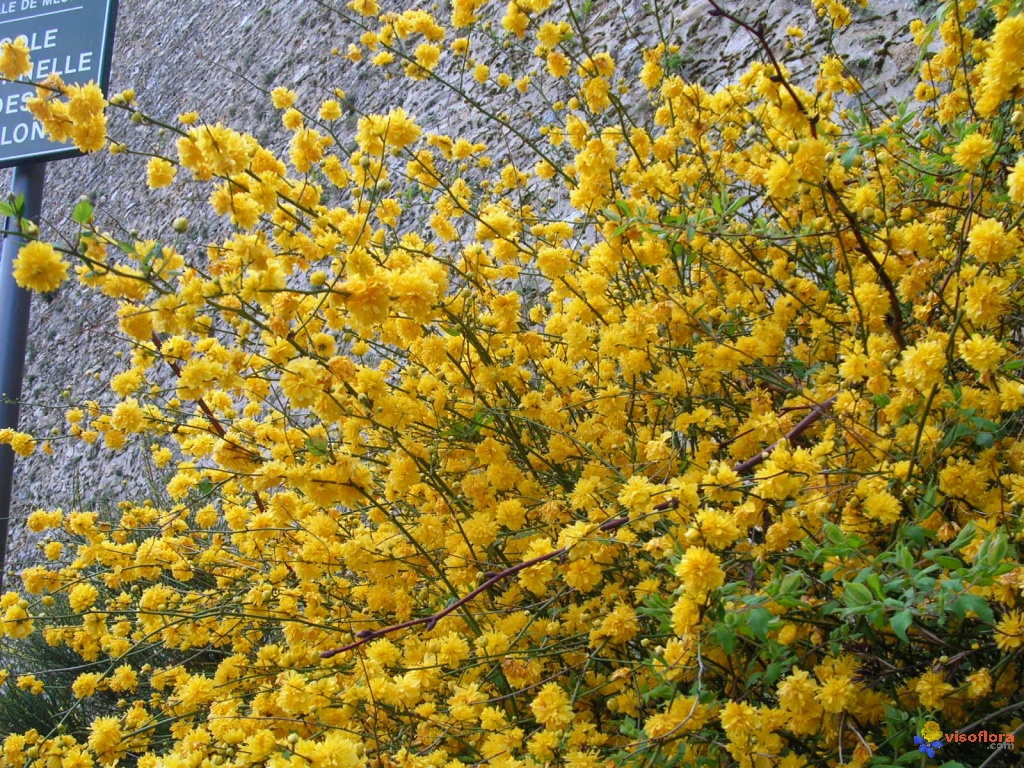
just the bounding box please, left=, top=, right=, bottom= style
left=0, top=161, right=44, bottom=587
left=0, top=0, right=117, bottom=588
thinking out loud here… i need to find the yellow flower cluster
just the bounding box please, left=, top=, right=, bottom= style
left=0, top=36, right=31, bottom=81
left=3, top=1, right=1024, bottom=767
left=27, top=75, right=107, bottom=153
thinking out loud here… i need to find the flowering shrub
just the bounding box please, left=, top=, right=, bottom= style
left=1, top=0, right=1024, bottom=766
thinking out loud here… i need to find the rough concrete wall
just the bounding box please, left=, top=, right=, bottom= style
left=1, top=0, right=923, bottom=574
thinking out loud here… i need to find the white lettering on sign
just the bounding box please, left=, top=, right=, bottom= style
left=2, top=91, right=30, bottom=115
left=0, top=0, right=116, bottom=166
left=32, top=49, right=90, bottom=77
left=0, top=29, right=57, bottom=49
left=0, top=120, right=45, bottom=144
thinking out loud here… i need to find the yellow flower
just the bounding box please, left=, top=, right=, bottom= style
left=282, top=107, right=303, bottom=130
left=976, top=15, right=1024, bottom=116
left=0, top=36, right=32, bottom=80
left=410, top=42, right=441, bottom=77
left=16, top=674, right=43, bottom=694
left=816, top=674, right=856, bottom=713
left=694, top=508, right=740, bottom=549
left=915, top=671, right=954, bottom=709
left=0, top=429, right=36, bottom=457
left=547, top=51, right=570, bottom=78
left=792, top=138, right=830, bottom=182
left=921, top=721, right=943, bottom=741
left=452, top=0, right=483, bottom=26
left=766, top=158, right=800, bottom=198
left=1, top=601, right=34, bottom=639
left=355, top=109, right=421, bottom=156
left=862, top=490, right=902, bottom=524
left=1008, top=155, right=1024, bottom=204
left=719, top=700, right=759, bottom=740
left=590, top=603, right=639, bottom=646
left=966, top=218, right=1017, bottom=264
left=952, top=133, right=994, bottom=170
left=348, top=0, right=379, bottom=15
left=531, top=683, right=574, bottom=731
left=895, top=339, right=946, bottom=392
left=995, top=610, right=1024, bottom=651
left=13, top=241, right=69, bottom=293
left=73, top=672, right=102, bottom=698
left=958, top=334, right=1004, bottom=373
left=675, top=546, right=725, bottom=597
left=289, top=127, right=326, bottom=173
left=966, top=669, right=992, bottom=698
left=88, top=716, right=124, bottom=764
left=270, top=86, right=297, bottom=109
left=319, top=99, right=343, bottom=120
left=146, top=157, right=177, bottom=189
left=68, top=582, right=99, bottom=612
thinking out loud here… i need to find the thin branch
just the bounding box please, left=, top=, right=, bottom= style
left=151, top=332, right=267, bottom=515
left=731, top=395, right=837, bottom=475
left=706, top=0, right=906, bottom=350
left=319, top=393, right=836, bottom=659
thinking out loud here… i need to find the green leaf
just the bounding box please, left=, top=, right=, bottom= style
left=724, top=194, right=752, bottom=217
left=774, top=595, right=804, bottom=608
left=939, top=422, right=972, bottom=451
left=72, top=198, right=94, bottom=225
left=949, top=523, right=977, bottom=551
left=840, top=146, right=860, bottom=169
left=889, top=609, right=913, bottom=642
left=778, top=571, right=804, bottom=595
left=979, top=533, right=1008, bottom=567
left=711, top=624, right=736, bottom=654
left=915, top=483, right=939, bottom=520
left=824, top=522, right=847, bottom=546
left=305, top=437, right=329, bottom=456
left=745, top=607, right=773, bottom=641
left=845, top=582, right=874, bottom=607
left=867, top=573, right=885, bottom=600
left=0, top=199, right=19, bottom=219
left=904, top=524, right=926, bottom=547
left=642, top=683, right=674, bottom=702
left=931, top=555, right=963, bottom=570
left=953, top=593, right=993, bottom=623
left=969, top=415, right=1002, bottom=431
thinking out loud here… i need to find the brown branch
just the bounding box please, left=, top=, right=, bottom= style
left=731, top=395, right=837, bottom=475
left=706, top=1, right=906, bottom=350
left=317, top=393, right=836, bottom=660
left=320, top=548, right=569, bottom=658
left=151, top=332, right=267, bottom=515
left=707, top=1, right=818, bottom=133
left=822, top=186, right=907, bottom=349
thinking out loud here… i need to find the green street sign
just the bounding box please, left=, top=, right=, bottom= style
left=0, top=0, right=118, bottom=168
